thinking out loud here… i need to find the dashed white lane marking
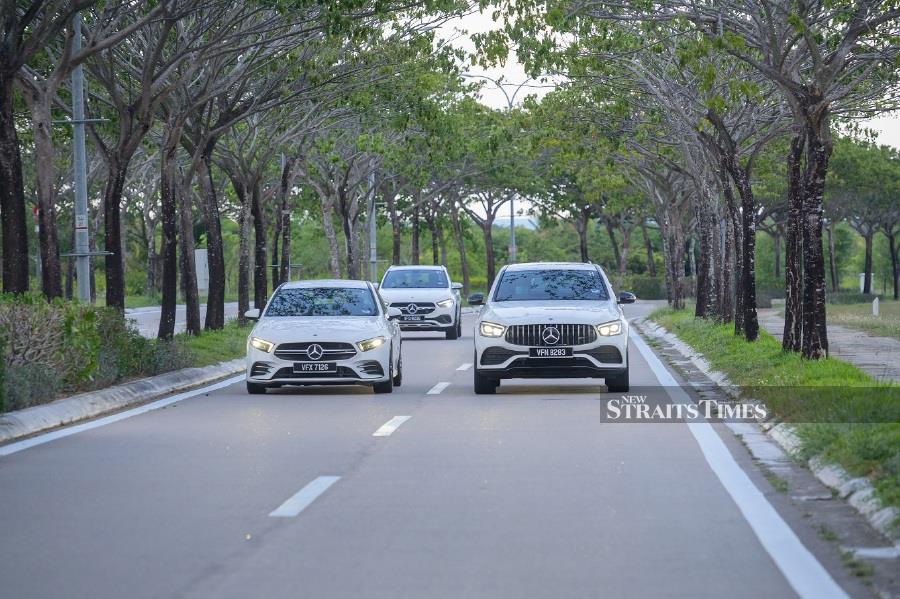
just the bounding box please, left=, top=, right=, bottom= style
left=269, top=476, right=341, bottom=518
left=372, top=416, right=411, bottom=437
left=426, top=382, right=451, bottom=395
left=456, top=363, right=473, bottom=371
left=630, top=329, right=846, bottom=599
left=0, top=375, right=245, bottom=458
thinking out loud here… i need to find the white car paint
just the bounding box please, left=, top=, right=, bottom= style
left=378, top=265, right=462, bottom=337
left=245, top=279, right=401, bottom=393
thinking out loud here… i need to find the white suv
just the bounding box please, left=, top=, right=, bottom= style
left=378, top=265, right=463, bottom=339
left=470, top=262, right=635, bottom=394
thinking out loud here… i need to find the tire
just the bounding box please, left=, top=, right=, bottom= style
left=474, top=369, right=497, bottom=394
left=393, top=355, right=403, bottom=387
left=445, top=323, right=459, bottom=340
left=606, top=368, right=629, bottom=393
left=246, top=381, right=267, bottom=395
left=456, top=315, right=463, bottom=337
left=374, top=359, right=394, bottom=394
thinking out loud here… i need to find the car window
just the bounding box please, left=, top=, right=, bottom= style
left=381, top=269, right=448, bottom=289
left=265, top=287, right=379, bottom=316
left=493, top=269, right=609, bottom=302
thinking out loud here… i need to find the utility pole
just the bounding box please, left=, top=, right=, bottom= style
left=368, top=163, right=378, bottom=283
left=71, top=12, right=91, bottom=302
left=508, top=191, right=517, bottom=263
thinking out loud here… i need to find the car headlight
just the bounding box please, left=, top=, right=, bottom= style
left=436, top=298, right=454, bottom=308
left=479, top=321, right=506, bottom=337
left=249, top=337, right=274, bottom=352
left=596, top=320, right=624, bottom=336
left=357, top=336, right=386, bottom=351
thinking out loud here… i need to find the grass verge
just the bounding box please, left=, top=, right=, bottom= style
left=177, top=320, right=251, bottom=367
left=649, top=306, right=900, bottom=512
left=823, top=299, right=900, bottom=340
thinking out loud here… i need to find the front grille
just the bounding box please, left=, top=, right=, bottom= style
left=481, top=347, right=528, bottom=366
left=274, top=342, right=357, bottom=361
left=504, top=324, right=597, bottom=346
left=271, top=366, right=359, bottom=379
left=585, top=346, right=623, bottom=363
left=390, top=302, right=436, bottom=315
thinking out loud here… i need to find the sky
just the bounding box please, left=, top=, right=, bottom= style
left=441, top=10, right=900, bottom=150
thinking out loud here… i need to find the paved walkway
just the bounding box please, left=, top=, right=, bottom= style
left=757, top=308, right=900, bottom=383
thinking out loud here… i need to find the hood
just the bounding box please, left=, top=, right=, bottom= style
left=378, top=287, right=454, bottom=303
left=482, top=300, right=620, bottom=325
left=251, top=315, right=386, bottom=343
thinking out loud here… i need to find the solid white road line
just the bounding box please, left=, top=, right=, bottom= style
left=426, top=382, right=451, bottom=395
left=0, top=375, right=245, bottom=458
left=456, top=363, right=473, bottom=371
left=269, top=476, right=341, bottom=518
left=372, top=415, right=411, bottom=437
left=629, top=329, right=846, bottom=599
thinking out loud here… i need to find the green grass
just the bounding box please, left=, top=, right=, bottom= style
left=176, top=320, right=252, bottom=367
left=825, top=299, right=900, bottom=340
left=650, top=306, right=900, bottom=513
left=94, top=293, right=241, bottom=309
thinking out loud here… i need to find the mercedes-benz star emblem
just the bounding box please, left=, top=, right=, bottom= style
left=306, top=343, right=324, bottom=360
left=542, top=326, right=561, bottom=345
left=407, top=303, right=418, bottom=314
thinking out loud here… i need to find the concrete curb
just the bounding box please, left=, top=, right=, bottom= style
left=634, top=317, right=900, bottom=543
left=0, top=359, right=245, bottom=445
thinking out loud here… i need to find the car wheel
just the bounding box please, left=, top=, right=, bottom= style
left=474, top=369, right=497, bottom=395
left=246, top=381, right=267, bottom=395
left=606, top=367, right=629, bottom=393
left=374, top=359, right=394, bottom=394
left=456, top=314, right=462, bottom=337
left=445, top=323, right=459, bottom=340
left=393, top=354, right=403, bottom=386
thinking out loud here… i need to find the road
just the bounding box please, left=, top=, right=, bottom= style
left=127, top=302, right=240, bottom=337
left=0, top=302, right=853, bottom=598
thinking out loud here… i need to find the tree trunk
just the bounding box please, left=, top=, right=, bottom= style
left=199, top=145, right=225, bottom=330
left=800, top=117, right=830, bottom=360
left=251, top=182, right=268, bottom=310
left=0, top=70, right=29, bottom=294
left=146, top=221, right=158, bottom=296
left=735, top=171, right=759, bottom=341
left=888, top=231, right=898, bottom=300
left=27, top=91, right=62, bottom=298
left=484, top=219, right=497, bottom=286
left=158, top=142, right=179, bottom=340
left=722, top=172, right=743, bottom=334
left=387, top=194, right=401, bottom=265
left=178, top=181, right=201, bottom=336
left=862, top=230, right=873, bottom=294
left=451, top=206, right=470, bottom=296
left=321, top=197, right=341, bottom=277
left=640, top=220, right=656, bottom=277
left=575, top=214, right=590, bottom=263
left=722, top=216, right=734, bottom=325
left=618, top=224, right=631, bottom=277
left=783, top=132, right=805, bottom=353
left=102, top=156, right=128, bottom=310
left=278, top=157, right=295, bottom=285
left=232, top=176, right=251, bottom=325
left=425, top=210, right=439, bottom=265
left=605, top=220, right=621, bottom=270
left=773, top=227, right=782, bottom=282
left=411, top=203, right=420, bottom=265
left=826, top=221, right=838, bottom=292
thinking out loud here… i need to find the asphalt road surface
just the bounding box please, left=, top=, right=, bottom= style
left=127, top=302, right=240, bottom=337
left=0, top=302, right=854, bottom=598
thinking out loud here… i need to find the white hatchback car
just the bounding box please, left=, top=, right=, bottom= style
left=244, top=280, right=402, bottom=394
left=378, top=265, right=463, bottom=339
left=470, top=262, right=635, bottom=394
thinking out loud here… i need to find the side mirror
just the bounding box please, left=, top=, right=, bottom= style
left=468, top=292, right=484, bottom=306
left=244, top=308, right=261, bottom=320
left=451, top=282, right=463, bottom=290
left=618, top=292, right=637, bottom=305
left=387, top=307, right=402, bottom=319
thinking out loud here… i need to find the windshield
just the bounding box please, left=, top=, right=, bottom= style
left=265, top=287, right=379, bottom=317
left=493, top=269, right=609, bottom=302
left=381, top=269, right=448, bottom=289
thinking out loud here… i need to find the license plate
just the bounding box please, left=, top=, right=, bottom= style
left=401, top=315, right=424, bottom=321
left=293, top=362, right=337, bottom=373
left=530, top=347, right=573, bottom=358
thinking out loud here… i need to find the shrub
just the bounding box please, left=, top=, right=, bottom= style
left=828, top=291, right=878, bottom=305
left=620, top=275, right=666, bottom=300
left=3, top=363, right=61, bottom=411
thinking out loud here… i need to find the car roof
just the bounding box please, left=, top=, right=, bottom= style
left=384, top=265, right=445, bottom=271
left=279, top=279, right=371, bottom=290
left=503, top=262, right=599, bottom=272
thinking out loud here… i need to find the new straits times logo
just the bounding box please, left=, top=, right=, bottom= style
left=606, top=394, right=768, bottom=422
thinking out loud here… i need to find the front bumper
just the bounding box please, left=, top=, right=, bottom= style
left=394, top=304, right=456, bottom=331
left=245, top=342, right=391, bottom=386
left=474, top=325, right=628, bottom=380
